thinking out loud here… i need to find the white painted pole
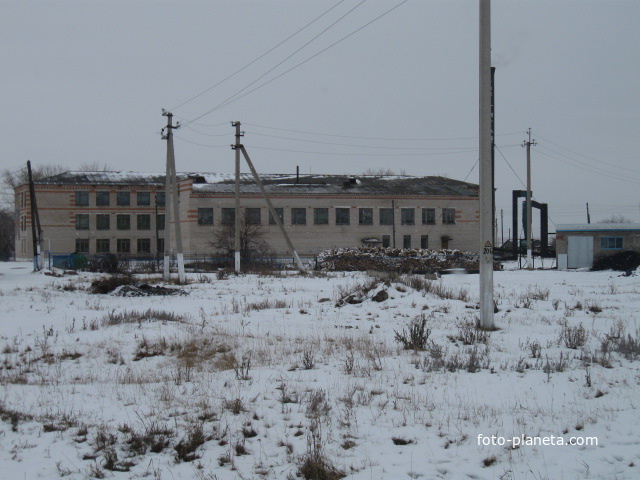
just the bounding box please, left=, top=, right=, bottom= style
left=479, top=0, right=494, bottom=329
left=234, top=121, right=242, bottom=274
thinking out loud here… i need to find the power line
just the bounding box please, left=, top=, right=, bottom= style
left=243, top=130, right=485, bottom=151
left=247, top=145, right=477, bottom=157
left=244, top=123, right=525, bottom=142
left=183, top=0, right=411, bottom=126
left=171, top=0, right=348, bottom=111
left=536, top=134, right=640, bottom=175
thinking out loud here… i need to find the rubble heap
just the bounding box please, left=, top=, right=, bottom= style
left=318, top=246, right=487, bottom=273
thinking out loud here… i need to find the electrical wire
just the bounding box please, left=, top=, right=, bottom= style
left=243, top=130, right=483, bottom=151
left=536, top=134, right=640, bottom=175
left=245, top=123, right=525, bottom=141
left=170, top=0, right=348, bottom=112
left=183, top=0, right=411, bottom=126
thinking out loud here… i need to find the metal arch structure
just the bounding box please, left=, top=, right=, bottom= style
left=512, top=190, right=549, bottom=258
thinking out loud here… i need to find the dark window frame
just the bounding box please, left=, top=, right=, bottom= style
left=96, top=191, right=110, bottom=206
left=116, top=214, right=131, bottom=230
left=116, top=191, right=130, bottom=206
left=359, top=208, right=373, bottom=225
left=442, top=208, right=456, bottom=225
left=313, top=208, right=329, bottom=225
left=75, top=214, right=89, bottom=230
left=137, top=238, right=151, bottom=254
left=75, top=191, right=89, bottom=207
left=422, top=208, right=436, bottom=225
left=75, top=238, right=89, bottom=253
left=335, top=208, right=350, bottom=226
left=117, top=238, right=131, bottom=254
left=96, top=214, right=110, bottom=230
left=291, top=208, right=306, bottom=225
left=221, top=208, right=235, bottom=226
left=401, top=208, right=415, bottom=226
left=269, top=208, right=284, bottom=225
left=137, top=191, right=151, bottom=206
left=599, top=237, right=623, bottom=249
left=137, top=214, right=151, bottom=230
left=245, top=207, right=261, bottom=225
left=96, top=239, right=110, bottom=253
left=198, top=208, right=214, bottom=225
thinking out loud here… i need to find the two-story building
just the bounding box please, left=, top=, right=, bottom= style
left=14, top=171, right=480, bottom=260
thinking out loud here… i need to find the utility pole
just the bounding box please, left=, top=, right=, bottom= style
left=500, top=209, right=504, bottom=246
left=27, top=160, right=43, bottom=271
left=479, top=0, right=494, bottom=329
left=162, top=110, right=185, bottom=283
left=522, top=128, right=536, bottom=270
left=586, top=202, right=591, bottom=224
left=233, top=121, right=242, bottom=273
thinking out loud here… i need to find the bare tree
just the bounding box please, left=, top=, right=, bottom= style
left=0, top=208, right=15, bottom=260
left=598, top=215, right=633, bottom=224
left=212, top=213, right=269, bottom=261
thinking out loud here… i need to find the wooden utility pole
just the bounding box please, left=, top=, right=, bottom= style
left=27, top=160, right=43, bottom=271
left=479, top=0, right=494, bottom=329
left=523, top=128, right=536, bottom=270
left=586, top=202, right=591, bottom=224
left=233, top=121, right=242, bottom=273
left=162, top=110, right=185, bottom=283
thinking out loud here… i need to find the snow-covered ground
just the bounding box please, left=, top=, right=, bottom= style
left=0, top=261, right=639, bottom=479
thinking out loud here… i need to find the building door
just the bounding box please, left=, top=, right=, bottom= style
left=567, top=236, right=593, bottom=269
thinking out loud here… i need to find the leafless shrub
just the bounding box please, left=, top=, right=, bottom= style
left=234, top=353, right=252, bottom=380
left=102, top=309, right=185, bottom=327
left=455, top=322, right=490, bottom=345
left=174, top=423, right=207, bottom=462
left=394, top=314, right=431, bottom=350
left=301, top=349, right=315, bottom=370
left=561, top=323, right=588, bottom=349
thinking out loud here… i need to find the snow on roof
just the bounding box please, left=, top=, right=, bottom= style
left=557, top=223, right=640, bottom=232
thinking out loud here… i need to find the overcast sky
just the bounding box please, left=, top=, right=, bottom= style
left=3, top=0, right=640, bottom=235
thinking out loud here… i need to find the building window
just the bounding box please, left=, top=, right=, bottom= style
left=96, top=191, right=110, bottom=206
left=382, top=235, right=391, bottom=248
left=20, top=215, right=27, bottom=231
left=245, top=208, right=261, bottom=225
left=75, top=191, right=89, bottom=207
left=401, top=208, right=415, bottom=225
left=359, top=208, right=373, bottom=225
left=75, top=214, right=89, bottom=230
left=222, top=208, right=235, bottom=225
left=117, top=239, right=131, bottom=254
left=116, top=191, right=130, bottom=206
left=422, top=208, right=436, bottom=225
left=314, top=208, right=328, bottom=225
left=335, top=208, right=350, bottom=225
left=96, top=239, right=110, bottom=253
left=75, top=239, right=89, bottom=253
left=403, top=235, right=411, bottom=249
left=96, top=214, right=110, bottom=230
left=198, top=208, right=214, bottom=225
left=156, top=192, right=165, bottom=207
left=137, top=238, right=151, bottom=254
left=292, top=208, right=306, bottom=225
left=443, top=208, right=456, bottom=225
left=137, top=214, right=151, bottom=230
left=421, top=235, right=429, bottom=249
left=441, top=235, right=450, bottom=249
left=137, top=191, right=151, bottom=206
left=116, top=214, right=131, bottom=230
left=157, top=214, right=165, bottom=230
left=269, top=208, right=284, bottom=225
left=380, top=208, right=394, bottom=225
left=600, top=237, right=623, bottom=249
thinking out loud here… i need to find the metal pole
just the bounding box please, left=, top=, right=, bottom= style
left=479, top=0, right=494, bottom=329
left=524, top=128, right=535, bottom=270
left=234, top=121, right=242, bottom=273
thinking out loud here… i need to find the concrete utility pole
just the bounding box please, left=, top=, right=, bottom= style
left=233, top=121, right=242, bottom=273
left=479, top=0, right=494, bottom=329
left=523, top=128, right=536, bottom=270
left=162, top=110, right=186, bottom=283
left=27, top=160, right=43, bottom=271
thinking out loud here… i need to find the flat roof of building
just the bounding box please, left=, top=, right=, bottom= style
left=557, top=223, right=640, bottom=232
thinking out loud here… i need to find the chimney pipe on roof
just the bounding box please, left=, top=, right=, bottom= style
left=296, top=166, right=299, bottom=184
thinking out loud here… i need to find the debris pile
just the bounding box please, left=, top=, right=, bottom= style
left=592, top=251, right=640, bottom=273
left=318, top=246, right=485, bottom=273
